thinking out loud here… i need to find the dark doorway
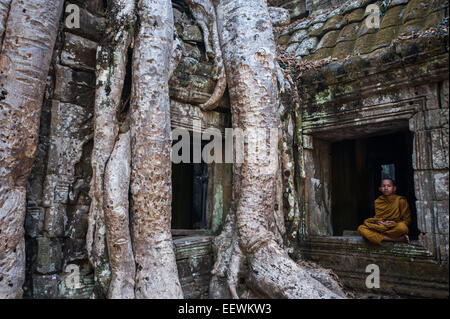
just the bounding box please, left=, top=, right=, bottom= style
left=171, top=134, right=208, bottom=229
left=331, top=130, right=418, bottom=239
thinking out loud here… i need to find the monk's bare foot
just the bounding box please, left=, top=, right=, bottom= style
left=404, top=234, right=410, bottom=243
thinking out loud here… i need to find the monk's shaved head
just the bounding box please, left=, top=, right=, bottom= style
left=380, top=178, right=396, bottom=186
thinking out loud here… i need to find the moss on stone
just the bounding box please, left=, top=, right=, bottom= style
left=315, top=87, right=333, bottom=105
left=343, top=8, right=365, bottom=25
left=333, top=40, right=356, bottom=59
left=278, top=34, right=292, bottom=46
left=424, top=9, right=447, bottom=29
left=380, top=5, right=406, bottom=29
left=322, top=14, right=343, bottom=33
left=372, top=26, right=398, bottom=51
left=309, top=22, right=325, bottom=37
left=316, top=30, right=340, bottom=50
left=403, top=0, right=429, bottom=23
left=354, top=32, right=376, bottom=55
left=337, top=23, right=360, bottom=43
left=398, top=18, right=425, bottom=34
left=306, top=47, right=333, bottom=61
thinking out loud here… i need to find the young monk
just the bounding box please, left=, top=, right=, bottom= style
left=358, top=178, right=411, bottom=244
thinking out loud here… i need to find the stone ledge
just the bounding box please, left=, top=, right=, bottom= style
left=299, top=235, right=449, bottom=298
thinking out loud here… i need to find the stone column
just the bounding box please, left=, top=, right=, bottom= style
left=410, top=81, right=449, bottom=264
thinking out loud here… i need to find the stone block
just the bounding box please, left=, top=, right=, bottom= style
left=316, top=30, right=340, bottom=50
left=409, top=111, right=425, bottom=131
left=295, top=37, right=318, bottom=57
left=441, top=80, right=449, bottom=108
left=424, top=109, right=447, bottom=129
left=32, top=274, right=60, bottom=299
left=36, top=237, right=63, bottom=274
left=402, top=0, right=428, bottom=23
left=25, top=207, right=45, bottom=238
left=332, top=40, right=355, bottom=59
left=412, top=131, right=432, bottom=170
left=63, top=3, right=105, bottom=41
left=64, top=238, right=88, bottom=263
left=308, top=22, right=325, bottom=37
left=430, top=128, right=448, bottom=169
left=58, top=263, right=95, bottom=299
left=435, top=201, right=449, bottom=234
left=61, top=33, right=97, bottom=72
left=380, top=5, right=405, bottom=29
left=432, top=170, right=448, bottom=200
left=65, top=205, right=89, bottom=239
left=372, top=26, right=397, bottom=51
left=343, top=8, right=365, bottom=25
left=69, top=0, right=105, bottom=15
left=437, top=234, right=449, bottom=263
left=182, top=25, right=203, bottom=43
left=413, top=170, right=434, bottom=200
left=54, top=65, right=95, bottom=108
left=415, top=200, right=435, bottom=233
left=337, top=22, right=360, bottom=43
left=322, top=14, right=343, bottom=33
left=269, top=6, right=291, bottom=27
left=291, top=29, right=309, bottom=43
left=43, top=204, right=67, bottom=238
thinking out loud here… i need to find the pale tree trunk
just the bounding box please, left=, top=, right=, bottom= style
left=87, top=0, right=135, bottom=298
left=130, top=0, right=183, bottom=299
left=211, top=0, right=346, bottom=299
left=104, top=131, right=135, bottom=299
left=0, top=0, right=64, bottom=298
left=0, top=0, right=11, bottom=50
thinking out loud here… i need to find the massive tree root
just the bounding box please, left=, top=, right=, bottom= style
left=87, top=0, right=135, bottom=298
left=184, top=0, right=226, bottom=110
left=210, top=0, right=347, bottom=299
left=88, top=0, right=185, bottom=299
left=129, top=0, right=183, bottom=299
left=0, top=0, right=64, bottom=299
left=0, top=0, right=64, bottom=298
left=104, top=131, right=135, bottom=299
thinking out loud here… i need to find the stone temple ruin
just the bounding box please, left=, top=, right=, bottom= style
left=23, top=0, right=448, bottom=298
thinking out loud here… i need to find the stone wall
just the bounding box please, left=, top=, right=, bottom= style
left=285, top=0, right=449, bottom=269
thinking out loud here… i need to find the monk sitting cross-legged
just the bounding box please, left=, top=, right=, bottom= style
left=358, top=178, right=411, bottom=245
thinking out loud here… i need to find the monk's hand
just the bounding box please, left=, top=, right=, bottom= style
left=376, top=221, right=385, bottom=225
left=385, top=221, right=395, bottom=226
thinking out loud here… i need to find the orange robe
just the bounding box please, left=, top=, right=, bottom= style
left=357, top=195, right=411, bottom=245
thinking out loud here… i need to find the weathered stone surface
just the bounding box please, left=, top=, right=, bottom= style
left=380, top=5, right=405, bottom=29
left=416, top=200, right=437, bottom=233
left=64, top=239, right=88, bottom=263
left=295, top=37, right=318, bottom=57
left=65, top=205, right=89, bottom=240
left=69, top=0, right=105, bottom=15
left=430, top=128, right=448, bottom=169
left=63, top=3, right=106, bottom=41
left=414, top=170, right=434, bottom=200
left=32, top=274, right=60, bottom=299
left=182, top=24, right=203, bottom=42
left=269, top=6, right=291, bottom=27
left=61, top=33, right=97, bottom=72
left=291, top=29, right=309, bottom=42
left=436, top=201, right=449, bottom=234
left=299, top=236, right=448, bottom=298
left=433, top=170, right=449, bottom=200
left=316, top=30, right=340, bottom=50
left=25, top=207, right=45, bottom=238
left=36, top=237, right=62, bottom=274
left=308, top=22, right=325, bottom=37
left=54, top=65, right=95, bottom=107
